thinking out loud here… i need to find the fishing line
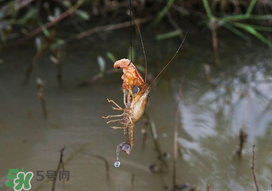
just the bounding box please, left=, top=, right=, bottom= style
left=128, top=0, right=133, bottom=66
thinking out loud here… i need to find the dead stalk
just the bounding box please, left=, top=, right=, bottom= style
left=91, top=155, right=110, bottom=179
left=141, top=128, right=147, bottom=148
left=25, top=52, right=40, bottom=84
left=52, top=147, right=66, bottom=191
left=73, top=18, right=151, bottom=40
left=236, top=128, right=247, bottom=157
left=131, top=173, right=135, bottom=187
left=36, top=79, right=48, bottom=117
left=173, top=85, right=183, bottom=189
left=173, top=102, right=179, bottom=188
left=251, top=145, right=260, bottom=191
left=78, top=69, right=118, bottom=86
left=212, top=29, right=219, bottom=65
left=55, top=52, right=63, bottom=86
left=207, top=184, right=210, bottom=191
left=144, top=113, right=163, bottom=158
left=143, top=113, right=168, bottom=172
left=57, top=61, right=63, bottom=86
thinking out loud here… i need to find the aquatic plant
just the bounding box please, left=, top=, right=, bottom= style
left=202, top=0, right=272, bottom=64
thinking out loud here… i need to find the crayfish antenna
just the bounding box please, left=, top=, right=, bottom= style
left=148, top=29, right=189, bottom=88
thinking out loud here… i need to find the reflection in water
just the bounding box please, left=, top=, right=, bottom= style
left=0, top=32, right=271, bottom=191
left=174, top=49, right=272, bottom=190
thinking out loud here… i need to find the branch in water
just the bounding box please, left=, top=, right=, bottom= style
left=52, top=147, right=66, bottom=191
left=251, top=145, right=260, bottom=191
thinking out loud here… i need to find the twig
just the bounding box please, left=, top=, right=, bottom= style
left=173, top=96, right=182, bottom=188
left=141, top=128, right=147, bottom=147
left=131, top=173, right=135, bottom=187
left=52, top=147, right=66, bottom=191
left=36, top=78, right=47, bottom=117
left=17, top=0, right=84, bottom=45
left=211, top=28, right=219, bottom=65
left=143, top=113, right=168, bottom=172
left=91, top=155, right=110, bottom=179
left=166, top=13, right=183, bottom=40
left=52, top=50, right=63, bottom=87
left=251, top=145, right=260, bottom=191
left=33, top=143, right=90, bottom=191
left=236, top=128, right=247, bottom=157
left=73, top=18, right=151, bottom=40
left=207, top=184, right=210, bottom=191
left=78, top=68, right=118, bottom=86
left=144, top=113, right=163, bottom=157
left=173, top=83, right=183, bottom=190
left=25, top=51, right=41, bottom=84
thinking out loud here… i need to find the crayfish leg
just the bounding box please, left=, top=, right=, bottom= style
left=106, top=118, right=125, bottom=124
left=112, top=106, right=123, bottom=111
left=111, top=126, right=127, bottom=130
left=102, top=113, right=124, bottom=119
left=107, top=98, right=123, bottom=110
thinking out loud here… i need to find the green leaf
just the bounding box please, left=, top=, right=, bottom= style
left=54, top=7, right=61, bottom=18
left=37, top=20, right=50, bottom=37
left=97, top=56, right=106, bottom=73
left=151, top=0, right=176, bottom=26
left=155, top=30, right=182, bottom=40
left=51, top=39, right=66, bottom=49
left=63, top=0, right=72, bottom=8
left=75, top=10, right=90, bottom=20
left=202, top=0, right=213, bottom=19
left=221, top=14, right=272, bottom=22
left=234, top=24, right=272, bottom=32
left=106, top=52, right=116, bottom=63
left=246, top=0, right=257, bottom=16
left=35, top=37, right=43, bottom=52
left=222, top=22, right=249, bottom=41
left=232, top=23, right=272, bottom=46
left=18, top=8, right=38, bottom=24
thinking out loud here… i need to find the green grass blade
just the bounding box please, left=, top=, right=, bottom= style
left=246, top=0, right=257, bottom=16
left=222, top=22, right=249, bottom=40
left=202, top=0, right=213, bottom=19
left=233, top=23, right=272, bottom=46
left=155, top=30, right=182, bottom=40
left=106, top=52, right=116, bottom=63
left=236, top=24, right=272, bottom=32
left=151, top=0, right=176, bottom=26
left=222, top=14, right=272, bottom=22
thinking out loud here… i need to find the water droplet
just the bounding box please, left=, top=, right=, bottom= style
left=114, top=160, right=121, bottom=168
left=114, top=151, right=121, bottom=167
left=116, top=151, right=119, bottom=161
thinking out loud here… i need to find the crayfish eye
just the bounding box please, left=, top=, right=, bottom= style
left=132, top=86, right=140, bottom=94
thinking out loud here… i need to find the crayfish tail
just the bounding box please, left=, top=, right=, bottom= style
left=116, top=142, right=132, bottom=155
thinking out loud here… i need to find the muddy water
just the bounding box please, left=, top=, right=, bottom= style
left=0, top=31, right=271, bottom=191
